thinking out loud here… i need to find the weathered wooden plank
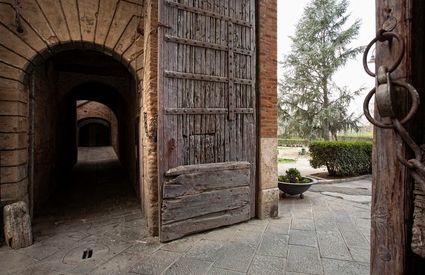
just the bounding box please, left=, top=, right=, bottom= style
left=165, top=0, right=252, bottom=27
left=248, top=0, right=256, bottom=218
left=372, top=0, right=414, bottom=274
left=164, top=71, right=252, bottom=86
left=165, top=35, right=253, bottom=55
left=159, top=0, right=256, bottom=241
left=161, top=204, right=250, bottom=242
left=412, top=185, right=425, bottom=257
left=163, top=168, right=250, bottom=198
left=165, top=108, right=253, bottom=115
left=165, top=161, right=250, bottom=176
left=162, top=186, right=250, bottom=223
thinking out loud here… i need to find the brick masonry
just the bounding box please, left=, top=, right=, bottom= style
left=0, top=0, right=278, bottom=239
left=76, top=100, right=119, bottom=153
left=257, top=0, right=279, bottom=219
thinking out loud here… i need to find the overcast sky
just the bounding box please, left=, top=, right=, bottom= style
left=277, top=0, right=376, bottom=118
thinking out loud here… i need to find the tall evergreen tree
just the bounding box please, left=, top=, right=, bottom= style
left=279, top=0, right=363, bottom=140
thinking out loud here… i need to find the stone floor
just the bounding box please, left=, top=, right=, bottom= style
left=0, top=147, right=371, bottom=275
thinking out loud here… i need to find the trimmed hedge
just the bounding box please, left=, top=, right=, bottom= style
left=278, top=139, right=309, bottom=147
left=338, top=136, right=373, bottom=143
left=309, top=141, right=372, bottom=176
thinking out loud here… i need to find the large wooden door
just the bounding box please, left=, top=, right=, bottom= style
left=158, top=0, right=256, bottom=241
left=372, top=0, right=425, bottom=273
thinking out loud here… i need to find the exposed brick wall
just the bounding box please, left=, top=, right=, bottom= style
left=141, top=0, right=159, bottom=236
left=76, top=101, right=119, bottom=155
left=30, top=62, right=60, bottom=212
left=256, top=0, right=279, bottom=219
left=258, top=0, right=278, bottom=138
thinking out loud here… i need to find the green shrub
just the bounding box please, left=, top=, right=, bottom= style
left=278, top=168, right=310, bottom=183
left=338, top=136, right=373, bottom=143
left=309, top=141, right=372, bottom=176
left=278, top=139, right=309, bottom=147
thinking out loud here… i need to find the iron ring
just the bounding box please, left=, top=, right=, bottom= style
left=363, top=32, right=405, bottom=77
left=363, top=81, right=419, bottom=128
left=363, top=87, right=394, bottom=128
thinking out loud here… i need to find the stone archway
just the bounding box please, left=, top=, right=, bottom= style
left=0, top=0, right=163, bottom=236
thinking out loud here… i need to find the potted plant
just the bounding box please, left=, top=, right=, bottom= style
left=278, top=168, right=317, bottom=199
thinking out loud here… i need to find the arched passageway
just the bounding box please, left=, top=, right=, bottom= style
left=27, top=48, right=142, bottom=226
left=78, top=118, right=111, bottom=147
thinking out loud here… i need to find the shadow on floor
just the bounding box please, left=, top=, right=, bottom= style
left=33, top=146, right=143, bottom=240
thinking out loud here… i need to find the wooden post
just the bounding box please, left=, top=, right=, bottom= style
left=372, top=0, right=412, bottom=274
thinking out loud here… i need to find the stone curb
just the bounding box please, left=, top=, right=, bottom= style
left=309, top=174, right=372, bottom=184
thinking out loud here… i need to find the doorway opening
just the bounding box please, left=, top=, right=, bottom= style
left=78, top=118, right=112, bottom=147
left=27, top=48, right=142, bottom=234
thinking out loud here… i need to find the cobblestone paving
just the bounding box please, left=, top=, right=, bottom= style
left=0, top=149, right=371, bottom=275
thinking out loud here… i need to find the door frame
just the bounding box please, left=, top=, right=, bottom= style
left=372, top=0, right=425, bottom=273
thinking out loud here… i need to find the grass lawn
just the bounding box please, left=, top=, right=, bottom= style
left=278, top=158, right=296, bottom=164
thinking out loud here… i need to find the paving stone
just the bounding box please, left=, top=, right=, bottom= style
left=317, top=231, right=352, bottom=261
left=286, top=245, right=323, bottom=274
left=202, top=227, right=238, bottom=242
left=64, top=240, right=118, bottom=274
left=321, top=192, right=371, bottom=204
left=232, top=219, right=268, bottom=232
left=129, top=250, right=181, bottom=275
left=257, top=233, right=289, bottom=258
left=348, top=247, right=370, bottom=263
left=164, top=257, right=213, bottom=275
left=285, top=272, right=310, bottom=275
left=362, top=231, right=370, bottom=244
left=289, top=229, right=317, bottom=247
left=207, top=268, right=245, bottom=275
left=16, top=243, right=61, bottom=261
left=23, top=247, right=78, bottom=273
left=213, top=241, right=256, bottom=272
left=291, top=218, right=315, bottom=231
left=332, top=211, right=353, bottom=223
left=322, top=258, right=369, bottom=275
left=0, top=250, right=38, bottom=274
left=232, top=229, right=263, bottom=248
left=91, top=252, right=141, bottom=274
left=247, top=255, right=286, bottom=275
left=161, top=237, right=198, bottom=253
left=124, top=237, right=163, bottom=255
left=102, top=222, right=148, bottom=243
left=185, top=239, right=224, bottom=262
left=266, top=220, right=290, bottom=235
left=75, top=234, right=133, bottom=256
left=338, top=225, right=369, bottom=249
left=314, top=218, right=339, bottom=232
left=37, top=232, right=84, bottom=249
left=8, top=263, right=60, bottom=275
left=290, top=210, right=313, bottom=220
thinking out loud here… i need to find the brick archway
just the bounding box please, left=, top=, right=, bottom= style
left=0, top=0, right=162, bottom=231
